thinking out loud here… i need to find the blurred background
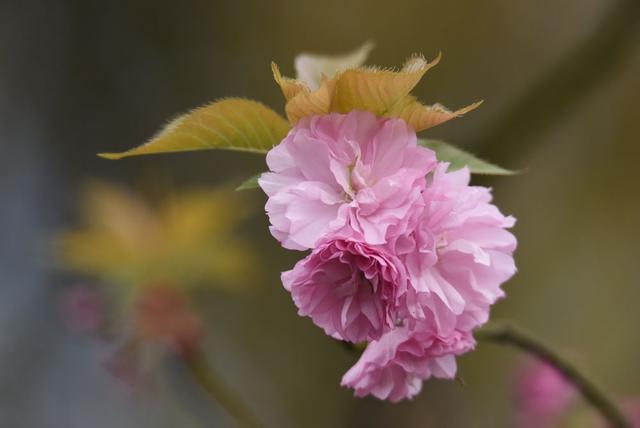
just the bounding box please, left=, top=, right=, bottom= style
left=1, top=0, right=639, bottom=426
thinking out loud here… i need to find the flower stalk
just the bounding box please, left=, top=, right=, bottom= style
left=476, top=321, right=630, bottom=428
left=182, top=351, right=262, bottom=428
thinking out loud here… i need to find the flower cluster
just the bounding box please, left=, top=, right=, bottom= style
left=260, top=109, right=516, bottom=401
left=99, top=41, right=517, bottom=402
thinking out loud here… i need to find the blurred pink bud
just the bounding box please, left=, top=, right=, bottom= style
left=61, top=285, right=105, bottom=334
left=134, top=285, right=204, bottom=357
left=514, top=358, right=576, bottom=427
left=621, top=398, right=640, bottom=428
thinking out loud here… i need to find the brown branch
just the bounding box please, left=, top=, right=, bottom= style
left=476, top=322, right=630, bottom=428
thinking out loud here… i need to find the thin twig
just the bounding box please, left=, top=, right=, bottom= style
left=182, top=352, right=263, bottom=427
left=476, top=322, right=630, bottom=428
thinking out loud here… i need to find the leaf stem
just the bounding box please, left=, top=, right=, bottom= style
left=182, top=352, right=262, bottom=427
left=476, top=321, right=630, bottom=428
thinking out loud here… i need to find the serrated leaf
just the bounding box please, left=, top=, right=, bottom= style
left=390, top=98, right=483, bottom=132
left=99, top=98, right=290, bottom=159
left=284, top=74, right=337, bottom=124
left=272, top=62, right=308, bottom=101
left=330, top=53, right=440, bottom=116
left=419, top=139, right=516, bottom=175
left=235, top=174, right=261, bottom=191
left=273, top=51, right=481, bottom=131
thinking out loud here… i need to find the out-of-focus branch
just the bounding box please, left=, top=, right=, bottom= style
left=473, top=0, right=640, bottom=163
left=182, top=351, right=262, bottom=427
left=476, top=322, right=630, bottom=428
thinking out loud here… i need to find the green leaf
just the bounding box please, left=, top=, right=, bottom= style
left=235, top=174, right=261, bottom=191
left=418, top=139, right=516, bottom=175
left=99, top=98, right=290, bottom=159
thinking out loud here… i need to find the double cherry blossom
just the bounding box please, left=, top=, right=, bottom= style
left=260, top=110, right=516, bottom=400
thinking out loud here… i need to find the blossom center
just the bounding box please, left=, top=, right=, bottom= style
left=435, top=232, right=448, bottom=250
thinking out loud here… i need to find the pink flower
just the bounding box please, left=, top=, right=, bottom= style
left=281, top=238, right=407, bottom=342
left=337, top=164, right=516, bottom=402
left=263, top=110, right=517, bottom=402
left=396, top=164, right=517, bottom=335
left=259, top=111, right=436, bottom=250
left=513, top=358, right=576, bottom=428
left=341, top=323, right=475, bottom=402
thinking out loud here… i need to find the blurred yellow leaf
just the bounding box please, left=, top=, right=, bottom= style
left=58, top=181, right=258, bottom=291
left=99, top=98, right=290, bottom=159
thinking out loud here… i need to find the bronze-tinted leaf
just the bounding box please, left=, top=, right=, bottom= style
left=329, top=53, right=441, bottom=115
left=390, top=98, right=483, bottom=131
left=272, top=62, right=308, bottom=101
left=284, top=77, right=337, bottom=124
